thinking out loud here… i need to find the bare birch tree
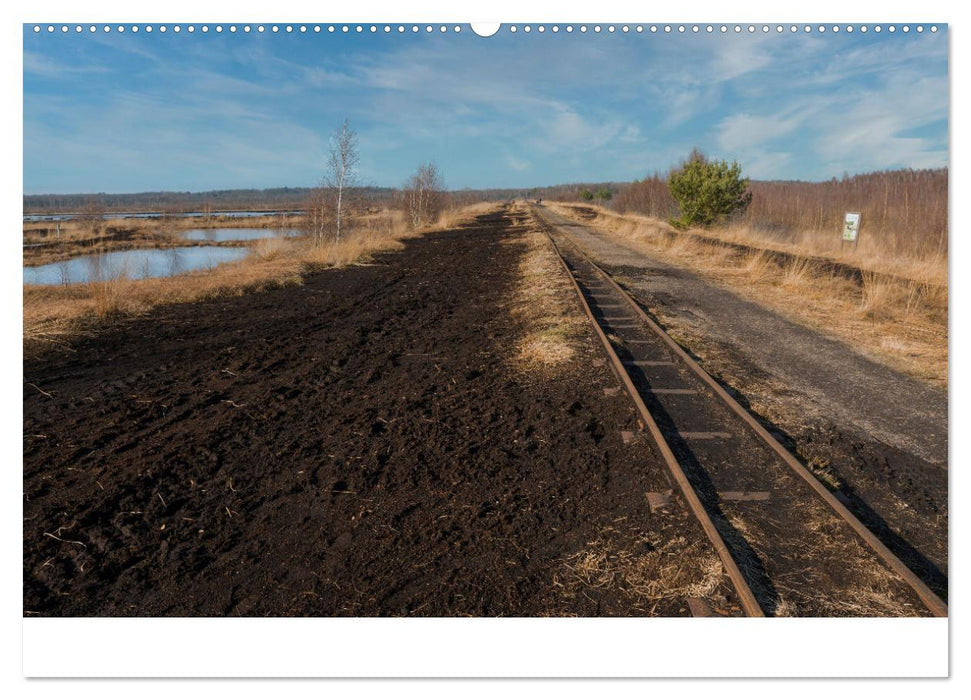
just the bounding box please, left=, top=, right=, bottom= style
left=325, top=118, right=359, bottom=243
left=404, top=162, right=445, bottom=230
left=302, top=119, right=360, bottom=246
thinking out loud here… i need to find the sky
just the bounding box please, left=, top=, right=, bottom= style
left=22, top=24, right=949, bottom=194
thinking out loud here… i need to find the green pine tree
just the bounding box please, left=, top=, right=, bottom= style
left=668, top=150, right=752, bottom=228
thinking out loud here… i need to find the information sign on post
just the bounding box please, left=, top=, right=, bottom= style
left=842, top=212, right=861, bottom=249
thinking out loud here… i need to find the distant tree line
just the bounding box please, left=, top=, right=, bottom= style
left=23, top=186, right=398, bottom=215
left=612, top=156, right=948, bottom=257
left=579, top=188, right=613, bottom=202
left=29, top=142, right=947, bottom=260
left=743, top=169, right=948, bottom=257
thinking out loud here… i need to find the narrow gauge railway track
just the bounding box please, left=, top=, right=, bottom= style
left=533, top=206, right=947, bottom=618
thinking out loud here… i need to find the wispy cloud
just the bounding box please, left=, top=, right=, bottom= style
left=23, top=50, right=109, bottom=78
left=23, top=27, right=948, bottom=192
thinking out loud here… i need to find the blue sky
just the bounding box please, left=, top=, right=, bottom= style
left=23, top=25, right=948, bottom=194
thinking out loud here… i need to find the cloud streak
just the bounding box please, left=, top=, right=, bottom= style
left=23, top=27, right=948, bottom=192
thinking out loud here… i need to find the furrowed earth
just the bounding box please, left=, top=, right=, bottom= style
left=24, top=208, right=740, bottom=617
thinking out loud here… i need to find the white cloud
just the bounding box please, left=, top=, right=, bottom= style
left=23, top=50, right=108, bottom=77
left=544, top=105, right=622, bottom=151
left=710, top=44, right=947, bottom=179
left=718, top=112, right=805, bottom=152
left=744, top=150, right=794, bottom=179
left=23, top=28, right=948, bottom=191
left=711, top=37, right=775, bottom=82
left=505, top=154, right=531, bottom=172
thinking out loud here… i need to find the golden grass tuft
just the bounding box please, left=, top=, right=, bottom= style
left=780, top=257, right=817, bottom=288
left=89, top=274, right=138, bottom=318
left=433, top=201, right=498, bottom=230
left=519, top=328, right=577, bottom=367
left=743, top=250, right=775, bottom=280
left=507, top=211, right=587, bottom=373
left=251, top=236, right=290, bottom=261
left=859, top=271, right=897, bottom=320
left=559, top=528, right=726, bottom=609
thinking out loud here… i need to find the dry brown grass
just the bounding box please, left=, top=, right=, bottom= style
left=743, top=249, right=775, bottom=280
left=556, top=525, right=727, bottom=613
left=434, top=201, right=498, bottom=230
left=24, top=205, right=494, bottom=356
left=547, top=202, right=947, bottom=386
left=89, top=273, right=136, bottom=318
left=859, top=271, right=896, bottom=320
left=250, top=236, right=290, bottom=261
left=780, top=257, right=818, bottom=289
left=551, top=200, right=948, bottom=286
left=613, top=168, right=948, bottom=263
left=507, top=208, right=587, bottom=373
left=718, top=221, right=948, bottom=287
left=734, top=488, right=923, bottom=617
left=302, top=232, right=401, bottom=268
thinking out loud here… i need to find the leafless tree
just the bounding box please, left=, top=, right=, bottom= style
left=614, top=165, right=948, bottom=260
left=302, top=187, right=332, bottom=245
left=404, top=162, right=446, bottom=230
left=76, top=197, right=106, bottom=236
left=201, top=201, right=213, bottom=226
left=324, top=118, right=359, bottom=243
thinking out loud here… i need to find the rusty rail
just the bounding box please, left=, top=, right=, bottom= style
left=538, top=207, right=947, bottom=618
left=545, top=231, right=765, bottom=617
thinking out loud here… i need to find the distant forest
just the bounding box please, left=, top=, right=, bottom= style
left=22, top=186, right=398, bottom=214
left=23, top=183, right=622, bottom=214
left=24, top=169, right=948, bottom=259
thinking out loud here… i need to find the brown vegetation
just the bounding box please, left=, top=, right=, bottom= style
left=404, top=162, right=447, bottom=230
left=75, top=197, right=107, bottom=236
left=557, top=527, right=726, bottom=613
left=614, top=168, right=948, bottom=269
left=612, top=174, right=677, bottom=220
left=505, top=206, right=586, bottom=373
left=546, top=202, right=947, bottom=386
left=24, top=204, right=491, bottom=357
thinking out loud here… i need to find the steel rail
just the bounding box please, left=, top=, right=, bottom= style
left=544, top=229, right=765, bottom=617
left=540, top=209, right=947, bottom=618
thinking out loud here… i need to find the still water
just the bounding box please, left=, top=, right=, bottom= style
left=23, top=210, right=302, bottom=223
left=23, top=246, right=250, bottom=285
left=181, top=228, right=299, bottom=242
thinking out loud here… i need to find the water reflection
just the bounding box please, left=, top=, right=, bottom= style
left=23, top=210, right=302, bottom=223
left=24, top=246, right=250, bottom=285
left=181, top=228, right=299, bottom=242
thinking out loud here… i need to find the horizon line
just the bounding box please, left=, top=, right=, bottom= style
left=22, top=164, right=951, bottom=200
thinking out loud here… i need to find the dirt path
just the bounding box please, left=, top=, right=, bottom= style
left=24, top=206, right=738, bottom=617
left=533, top=205, right=948, bottom=601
